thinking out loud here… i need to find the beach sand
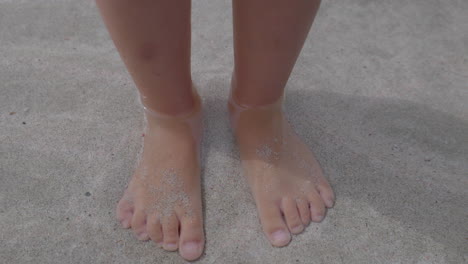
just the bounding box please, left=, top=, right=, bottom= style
left=1, top=0, right=467, bottom=263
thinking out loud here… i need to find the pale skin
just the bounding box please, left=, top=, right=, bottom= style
left=96, top=0, right=334, bottom=261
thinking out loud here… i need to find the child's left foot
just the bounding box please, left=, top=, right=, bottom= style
left=229, top=97, right=335, bottom=247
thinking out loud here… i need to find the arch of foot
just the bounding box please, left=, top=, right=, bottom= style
left=228, top=93, right=335, bottom=247
left=116, top=91, right=205, bottom=261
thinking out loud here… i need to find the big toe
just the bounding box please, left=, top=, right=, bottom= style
left=269, top=229, right=292, bottom=247
left=180, top=241, right=203, bottom=261
left=179, top=215, right=204, bottom=261
left=257, top=200, right=291, bottom=247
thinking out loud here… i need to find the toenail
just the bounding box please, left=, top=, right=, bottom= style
left=121, top=219, right=130, bottom=228
left=164, top=243, right=178, bottom=251
left=137, top=232, right=149, bottom=241
left=181, top=241, right=200, bottom=256
left=291, top=225, right=304, bottom=234
left=270, top=230, right=290, bottom=245
left=325, top=199, right=334, bottom=208
left=314, top=215, right=324, bottom=222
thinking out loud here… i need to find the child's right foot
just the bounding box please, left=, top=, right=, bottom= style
left=116, top=98, right=204, bottom=261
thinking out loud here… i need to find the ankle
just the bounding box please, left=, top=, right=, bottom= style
left=144, top=89, right=202, bottom=120
left=230, top=74, right=284, bottom=107
left=140, top=82, right=201, bottom=117
left=227, top=93, right=284, bottom=132
left=143, top=91, right=203, bottom=144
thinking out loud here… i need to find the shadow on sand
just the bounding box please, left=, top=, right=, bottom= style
left=201, top=83, right=468, bottom=253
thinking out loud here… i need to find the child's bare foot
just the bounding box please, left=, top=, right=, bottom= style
left=229, top=96, right=335, bottom=247
left=116, top=99, right=204, bottom=261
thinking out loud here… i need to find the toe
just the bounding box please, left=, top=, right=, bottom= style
left=178, top=215, right=204, bottom=261
left=116, top=195, right=134, bottom=229
left=307, top=191, right=326, bottom=223
left=295, top=198, right=311, bottom=227
left=162, top=213, right=180, bottom=251
left=316, top=180, right=335, bottom=208
left=131, top=209, right=150, bottom=241
left=256, top=199, right=291, bottom=247
left=147, top=214, right=163, bottom=247
left=281, top=198, right=304, bottom=234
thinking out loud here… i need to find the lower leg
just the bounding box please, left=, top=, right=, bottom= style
left=96, top=0, right=204, bottom=261
left=232, top=0, right=320, bottom=106
left=231, top=0, right=335, bottom=247
left=96, top=0, right=194, bottom=115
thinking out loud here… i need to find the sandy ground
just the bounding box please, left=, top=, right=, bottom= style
left=1, top=0, right=467, bottom=263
